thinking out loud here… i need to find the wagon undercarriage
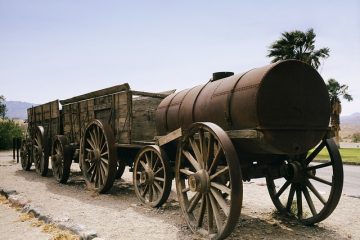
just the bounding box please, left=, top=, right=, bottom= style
left=20, top=60, right=344, bottom=240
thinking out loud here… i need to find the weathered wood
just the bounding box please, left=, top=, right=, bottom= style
left=131, top=90, right=170, bottom=99
left=157, top=128, right=182, bottom=146
left=131, top=95, right=161, bottom=142
left=60, top=83, right=130, bottom=105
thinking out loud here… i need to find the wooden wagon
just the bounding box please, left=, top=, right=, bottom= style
left=21, top=60, right=344, bottom=240
left=21, top=83, right=174, bottom=195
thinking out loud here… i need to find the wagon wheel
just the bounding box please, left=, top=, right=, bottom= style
left=80, top=119, right=117, bottom=193
left=51, top=135, right=72, bottom=184
left=32, top=126, right=49, bottom=176
left=175, top=122, right=242, bottom=240
left=133, top=145, right=172, bottom=207
left=266, top=138, right=343, bottom=225
left=20, top=139, right=32, bottom=170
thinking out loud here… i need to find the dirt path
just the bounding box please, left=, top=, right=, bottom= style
left=0, top=150, right=358, bottom=239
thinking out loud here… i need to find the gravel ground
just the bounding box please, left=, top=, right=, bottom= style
left=0, top=200, right=53, bottom=240
left=0, top=150, right=359, bottom=240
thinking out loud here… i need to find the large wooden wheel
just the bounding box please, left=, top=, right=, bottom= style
left=33, top=126, right=49, bottom=176
left=51, top=135, right=72, bottom=184
left=80, top=119, right=117, bottom=193
left=175, top=122, right=242, bottom=240
left=266, top=138, right=343, bottom=225
left=133, top=145, right=172, bottom=207
left=20, top=139, right=32, bottom=171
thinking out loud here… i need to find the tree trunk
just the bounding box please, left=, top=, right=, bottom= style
left=330, top=99, right=341, bottom=148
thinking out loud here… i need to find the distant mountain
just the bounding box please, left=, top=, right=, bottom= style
left=341, top=112, right=360, bottom=126
left=5, top=101, right=38, bottom=120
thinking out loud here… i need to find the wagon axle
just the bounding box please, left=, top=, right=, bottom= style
left=280, top=161, right=317, bottom=184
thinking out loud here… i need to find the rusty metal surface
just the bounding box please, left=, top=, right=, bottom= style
left=155, top=60, right=330, bottom=154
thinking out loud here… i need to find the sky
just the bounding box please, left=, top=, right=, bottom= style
left=0, top=0, right=359, bottom=115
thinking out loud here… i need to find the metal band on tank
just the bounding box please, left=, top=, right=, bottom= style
left=192, top=82, right=211, bottom=123
left=176, top=88, right=193, bottom=129
left=226, top=69, right=254, bottom=126
left=163, top=91, right=183, bottom=133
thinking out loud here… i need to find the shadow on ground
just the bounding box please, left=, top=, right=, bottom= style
left=13, top=163, right=346, bottom=240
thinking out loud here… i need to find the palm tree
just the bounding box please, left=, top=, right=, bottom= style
left=267, top=28, right=330, bottom=69
left=326, top=79, right=353, bottom=147
left=0, top=95, right=7, bottom=119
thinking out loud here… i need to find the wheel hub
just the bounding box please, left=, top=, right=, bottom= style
left=188, top=169, right=209, bottom=193
left=88, top=149, right=101, bottom=163
left=140, top=168, right=154, bottom=184
left=280, top=161, right=304, bottom=183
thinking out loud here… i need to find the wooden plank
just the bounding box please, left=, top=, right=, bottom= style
left=131, top=90, right=170, bottom=99
left=225, top=129, right=264, bottom=139
left=157, top=128, right=182, bottom=146
left=60, top=83, right=130, bottom=105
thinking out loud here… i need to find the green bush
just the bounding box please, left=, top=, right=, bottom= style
left=0, top=120, right=23, bottom=150
left=353, top=132, right=360, bottom=143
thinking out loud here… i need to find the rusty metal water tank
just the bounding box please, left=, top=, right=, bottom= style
left=155, top=60, right=330, bottom=155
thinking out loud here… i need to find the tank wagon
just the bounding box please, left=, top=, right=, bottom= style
left=21, top=60, right=343, bottom=240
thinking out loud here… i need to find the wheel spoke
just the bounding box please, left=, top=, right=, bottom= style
left=306, top=180, right=326, bottom=205
left=95, top=126, right=101, bottom=147
left=145, top=153, right=151, bottom=168
left=154, top=177, right=165, bottom=182
left=87, top=162, right=96, bottom=174
left=101, top=157, right=109, bottom=165
left=182, top=150, right=201, bottom=171
left=286, top=184, right=296, bottom=211
left=187, top=192, right=201, bottom=213
left=190, top=137, right=202, bottom=165
left=86, top=138, right=96, bottom=150
left=208, top=147, right=222, bottom=174
left=209, top=192, right=223, bottom=233
left=275, top=180, right=291, bottom=198
left=179, top=168, right=195, bottom=176
left=198, top=129, right=205, bottom=168
left=153, top=181, right=163, bottom=194
left=100, top=160, right=108, bottom=176
left=296, top=188, right=303, bottom=219
left=205, top=134, right=213, bottom=170
left=139, top=160, right=147, bottom=169
left=206, top=194, right=214, bottom=234
left=306, top=141, right=325, bottom=165
left=89, top=130, right=97, bottom=148
left=210, top=166, right=229, bottom=180
left=197, top=194, right=206, bottom=227
left=149, top=185, right=153, bottom=202
left=151, top=185, right=158, bottom=199
left=90, top=164, right=97, bottom=182
left=210, top=188, right=230, bottom=216
left=303, top=187, right=317, bottom=216
left=154, top=166, right=164, bottom=176
left=100, top=141, right=107, bottom=152
left=152, top=158, right=159, bottom=171
left=211, top=182, right=231, bottom=195
left=307, top=162, right=332, bottom=171
left=308, top=174, right=332, bottom=186
left=141, top=185, right=149, bottom=197
left=101, top=151, right=109, bottom=156
left=98, top=163, right=104, bottom=186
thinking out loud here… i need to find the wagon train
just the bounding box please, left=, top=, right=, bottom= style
left=20, top=60, right=343, bottom=240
